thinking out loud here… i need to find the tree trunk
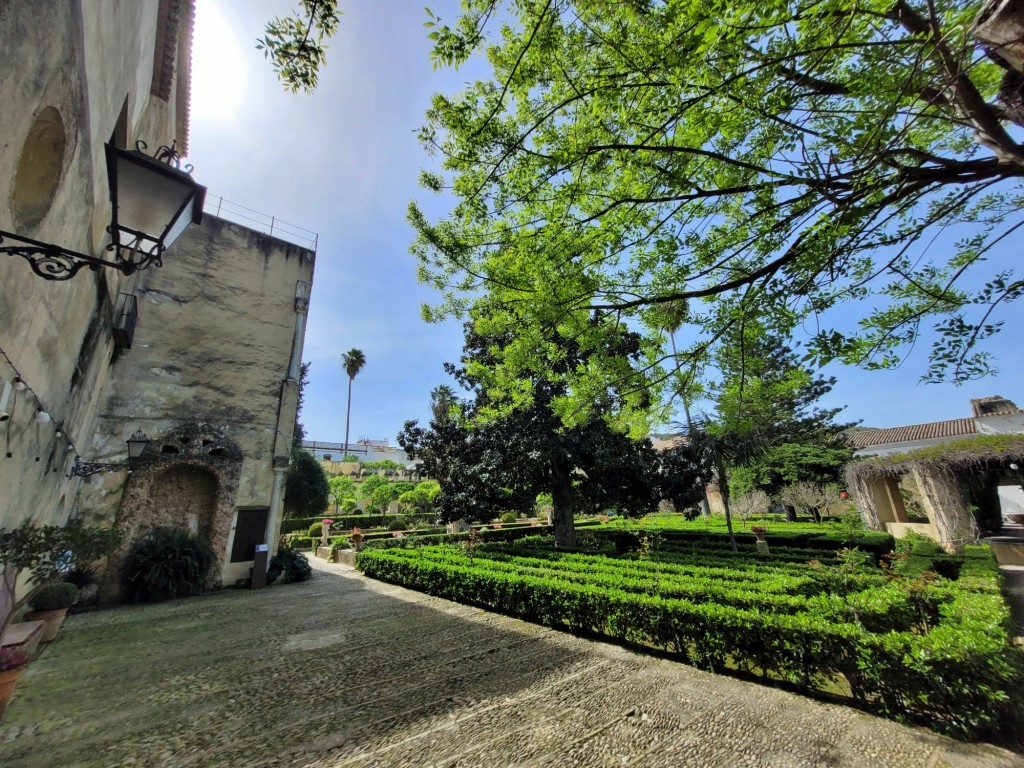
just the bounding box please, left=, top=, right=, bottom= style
left=683, top=399, right=712, bottom=518
left=783, top=504, right=797, bottom=522
left=551, top=454, right=577, bottom=549
left=718, top=462, right=738, bottom=552
left=343, top=376, right=353, bottom=456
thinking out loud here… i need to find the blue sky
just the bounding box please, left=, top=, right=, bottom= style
left=188, top=1, right=1024, bottom=444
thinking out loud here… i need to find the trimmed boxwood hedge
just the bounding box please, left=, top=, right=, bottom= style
left=357, top=540, right=1020, bottom=740
left=281, top=512, right=437, bottom=534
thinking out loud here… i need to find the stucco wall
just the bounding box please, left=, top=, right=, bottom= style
left=77, top=215, right=314, bottom=586
left=0, top=1, right=185, bottom=529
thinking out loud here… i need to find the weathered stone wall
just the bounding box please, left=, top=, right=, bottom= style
left=78, top=215, right=314, bottom=586
left=0, top=1, right=186, bottom=530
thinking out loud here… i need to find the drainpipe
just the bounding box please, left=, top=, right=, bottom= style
left=265, top=463, right=289, bottom=555
left=288, top=281, right=310, bottom=382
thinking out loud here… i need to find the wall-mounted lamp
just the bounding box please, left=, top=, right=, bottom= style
left=70, top=429, right=150, bottom=477
left=34, top=407, right=50, bottom=423
left=1, top=141, right=205, bottom=280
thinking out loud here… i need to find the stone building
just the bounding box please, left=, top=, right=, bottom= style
left=0, top=1, right=315, bottom=590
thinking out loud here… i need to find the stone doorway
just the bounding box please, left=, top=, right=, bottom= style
left=148, top=465, right=219, bottom=540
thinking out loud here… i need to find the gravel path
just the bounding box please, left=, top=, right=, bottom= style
left=1, top=557, right=1021, bottom=767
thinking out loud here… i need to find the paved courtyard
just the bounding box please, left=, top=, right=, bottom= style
left=1, top=557, right=1021, bottom=768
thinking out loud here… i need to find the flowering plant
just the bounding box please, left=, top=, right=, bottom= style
left=0, top=646, right=28, bottom=672
left=348, top=527, right=365, bottom=550
left=322, top=519, right=335, bottom=526
left=751, top=526, right=767, bottom=534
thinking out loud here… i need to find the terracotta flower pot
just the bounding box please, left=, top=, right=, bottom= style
left=24, top=607, right=68, bottom=643
left=0, top=664, right=27, bottom=720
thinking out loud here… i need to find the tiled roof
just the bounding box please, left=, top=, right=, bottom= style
left=847, top=418, right=977, bottom=449
left=151, top=0, right=194, bottom=154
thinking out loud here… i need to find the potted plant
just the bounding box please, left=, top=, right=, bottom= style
left=1, top=522, right=122, bottom=643
left=0, top=646, right=29, bottom=721
left=24, top=582, right=79, bottom=642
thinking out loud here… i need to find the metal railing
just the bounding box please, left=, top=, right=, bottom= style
left=203, top=195, right=318, bottom=251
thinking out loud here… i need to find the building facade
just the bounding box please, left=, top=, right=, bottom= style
left=1, top=1, right=314, bottom=590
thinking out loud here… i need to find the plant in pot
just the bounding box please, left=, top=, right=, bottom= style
left=0, top=646, right=29, bottom=721
left=25, top=582, right=79, bottom=643
left=1, top=522, right=123, bottom=644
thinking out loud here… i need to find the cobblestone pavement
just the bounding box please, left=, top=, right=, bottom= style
left=1, top=557, right=1021, bottom=768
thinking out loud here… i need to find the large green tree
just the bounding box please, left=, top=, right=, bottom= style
left=410, top=0, right=1024, bottom=426
left=710, top=323, right=855, bottom=509
left=284, top=448, right=329, bottom=517
left=399, top=322, right=673, bottom=547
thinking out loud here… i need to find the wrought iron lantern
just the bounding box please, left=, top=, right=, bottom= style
left=1, top=140, right=205, bottom=280
left=70, top=429, right=151, bottom=477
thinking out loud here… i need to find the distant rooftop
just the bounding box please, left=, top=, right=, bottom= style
left=970, top=395, right=1024, bottom=418
left=848, top=395, right=1022, bottom=450
left=846, top=418, right=977, bottom=449
left=204, top=195, right=318, bottom=251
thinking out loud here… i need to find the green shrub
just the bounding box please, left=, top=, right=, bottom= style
left=341, top=498, right=358, bottom=513
left=122, top=527, right=214, bottom=603
left=286, top=536, right=316, bottom=550
left=500, top=512, right=518, bottom=524
left=387, top=519, right=407, bottom=532
left=30, top=582, right=79, bottom=611
left=895, top=531, right=944, bottom=556
left=308, top=521, right=324, bottom=539
left=268, top=548, right=312, bottom=584
left=357, top=540, right=1019, bottom=740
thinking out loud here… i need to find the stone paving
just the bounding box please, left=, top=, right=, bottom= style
left=1, top=557, right=1022, bottom=768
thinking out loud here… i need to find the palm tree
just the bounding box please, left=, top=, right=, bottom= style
left=681, top=417, right=767, bottom=552
left=341, top=348, right=366, bottom=457
left=660, top=299, right=711, bottom=517
left=429, top=385, right=457, bottom=422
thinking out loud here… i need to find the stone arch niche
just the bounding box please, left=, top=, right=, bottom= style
left=104, top=424, right=244, bottom=600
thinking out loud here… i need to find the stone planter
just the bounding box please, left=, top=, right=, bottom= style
left=0, top=664, right=28, bottom=721
left=23, top=608, right=69, bottom=643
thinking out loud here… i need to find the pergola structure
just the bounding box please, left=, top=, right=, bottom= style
left=845, top=434, right=1024, bottom=553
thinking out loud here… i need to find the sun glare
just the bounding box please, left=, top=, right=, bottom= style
left=190, top=2, right=246, bottom=122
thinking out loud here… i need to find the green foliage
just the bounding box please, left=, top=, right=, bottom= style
left=308, top=522, right=323, bottom=539
left=500, top=511, right=518, bottom=524
left=359, top=474, right=389, bottom=497
left=359, top=536, right=1018, bottom=739
left=340, top=498, right=358, bottom=513
left=327, top=475, right=356, bottom=508
left=284, top=448, right=329, bottom=517
left=122, top=527, right=214, bottom=603
left=363, top=460, right=404, bottom=472
left=267, top=548, right=313, bottom=584
left=1, top=522, right=121, bottom=636
left=286, top=536, right=316, bottom=550
left=29, top=582, right=78, bottom=611
left=258, top=0, right=341, bottom=93
left=411, top=0, right=1023, bottom=424
left=370, top=483, right=401, bottom=512
left=387, top=519, right=408, bottom=532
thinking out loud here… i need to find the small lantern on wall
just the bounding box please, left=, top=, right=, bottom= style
left=70, top=428, right=151, bottom=478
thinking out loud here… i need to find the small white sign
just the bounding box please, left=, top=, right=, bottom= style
left=255, top=544, right=269, bottom=552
